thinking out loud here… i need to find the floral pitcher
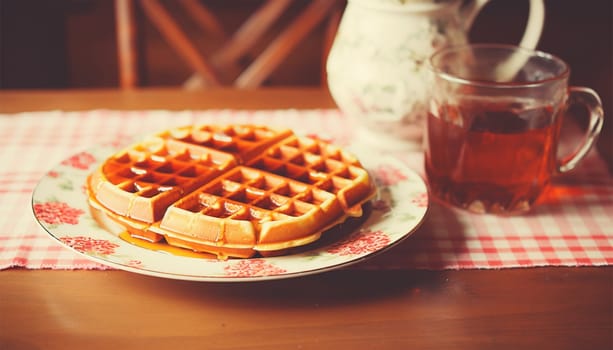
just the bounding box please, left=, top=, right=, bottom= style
left=326, top=0, right=545, bottom=149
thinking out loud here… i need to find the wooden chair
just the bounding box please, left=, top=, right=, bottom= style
left=114, top=0, right=343, bottom=89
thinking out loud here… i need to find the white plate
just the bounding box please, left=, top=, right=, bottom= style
left=32, top=144, right=428, bottom=282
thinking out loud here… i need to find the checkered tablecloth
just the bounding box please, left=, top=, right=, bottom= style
left=1, top=109, right=612, bottom=270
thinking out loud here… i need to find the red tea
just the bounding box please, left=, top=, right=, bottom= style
left=425, top=102, right=563, bottom=213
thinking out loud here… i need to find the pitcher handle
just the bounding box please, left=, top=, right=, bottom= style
left=462, top=0, right=545, bottom=81
left=462, top=0, right=544, bottom=49
left=558, top=87, right=605, bottom=174
left=517, top=0, right=545, bottom=50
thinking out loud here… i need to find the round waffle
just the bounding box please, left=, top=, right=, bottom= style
left=87, top=124, right=376, bottom=259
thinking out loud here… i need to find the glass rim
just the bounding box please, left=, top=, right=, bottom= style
left=428, top=43, right=570, bottom=88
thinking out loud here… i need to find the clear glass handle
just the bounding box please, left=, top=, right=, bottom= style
left=558, top=87, right=605, bottom=173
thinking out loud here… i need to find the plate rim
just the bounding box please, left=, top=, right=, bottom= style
left=32, top=144, right=429, bottom=282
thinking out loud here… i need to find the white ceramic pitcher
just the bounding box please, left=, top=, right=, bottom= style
left=326, top=0, right=545, bottom=149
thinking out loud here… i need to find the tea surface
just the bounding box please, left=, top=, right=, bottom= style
left=425, top=103, right=562, bottom=213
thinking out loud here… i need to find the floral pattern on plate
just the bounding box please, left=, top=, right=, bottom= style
left=32, top=144, right=428, bottom=282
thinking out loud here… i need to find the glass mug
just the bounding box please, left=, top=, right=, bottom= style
left=425, top=44, right=604, bottom=214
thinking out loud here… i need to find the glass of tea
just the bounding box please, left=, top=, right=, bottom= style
left=425, top=44, right=604, bottom=214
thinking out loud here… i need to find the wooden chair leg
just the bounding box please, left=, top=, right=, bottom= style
left=115, top=0, right=138, bottom=89
left=115, top=0, right=341, bottom=89
left=235, top=0, right=337, bottom=89
left=177, top=0, right=227, bottom=40
left=139, top=0, right=221, bottom=87
left=186, top=0, right=293, bottom=90
left=177, top=0, right=228, bottom=89
left=211, top=0, right=292, bottom=70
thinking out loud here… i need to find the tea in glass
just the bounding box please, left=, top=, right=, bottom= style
left=425, top=44, right=603, bottom=214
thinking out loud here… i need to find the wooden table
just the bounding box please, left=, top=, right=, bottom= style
left=1, top=88, right=611, bottom=350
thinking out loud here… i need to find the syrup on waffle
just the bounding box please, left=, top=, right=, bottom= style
left=87, top=124, right=376, bottom=259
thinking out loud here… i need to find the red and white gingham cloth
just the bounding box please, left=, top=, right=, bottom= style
left=1, top=109, right=611, bottom=270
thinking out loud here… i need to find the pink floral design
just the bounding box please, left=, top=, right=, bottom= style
left=34, top=201, right=85, bottom=225
left=326, top=230, right=391, bottom=256
left=47, top=170, right=60, bottom=178
left=352, top=96, right=369, bottom=113
left=224, top=259, right=286, bottom=277
left=61, top=151, right=96, bottom=170
left=410, top=192, right=428, bottom=207
left=60, top=236, right=120, bottom=256
left=373, top=165, right=408, bottom=187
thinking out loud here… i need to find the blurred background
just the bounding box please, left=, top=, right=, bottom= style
left=0, top=0, right=611, bottom=165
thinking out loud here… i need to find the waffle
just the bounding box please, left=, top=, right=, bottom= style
left=87, top=124, right=376, bottom=259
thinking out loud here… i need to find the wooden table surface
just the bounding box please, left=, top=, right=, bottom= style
left=1, top=88, right=611, bottom=350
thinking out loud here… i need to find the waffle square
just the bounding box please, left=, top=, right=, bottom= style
left=87, top=125, right=376, bottom=259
